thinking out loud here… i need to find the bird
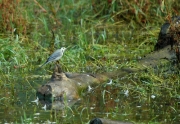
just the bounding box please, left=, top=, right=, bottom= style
left=40, top=47, right=66, bottom=67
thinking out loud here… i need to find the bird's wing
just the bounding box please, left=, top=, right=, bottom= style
left=40, top=49, right=62, bottom=68
left=47, top=49, right=62, bottom=62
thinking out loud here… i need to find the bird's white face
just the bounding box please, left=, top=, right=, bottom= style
left=61, top=47, right=66, bottom=53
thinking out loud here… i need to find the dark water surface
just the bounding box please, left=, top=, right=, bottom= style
left=0, top=74, right=180, bottom=124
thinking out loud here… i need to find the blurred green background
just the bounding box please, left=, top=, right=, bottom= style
left=0, top=0, right=180, bottom=123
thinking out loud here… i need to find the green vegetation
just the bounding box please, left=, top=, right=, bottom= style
left=0, top=0, right=180, bottom=123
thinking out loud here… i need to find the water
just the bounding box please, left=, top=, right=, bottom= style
left=0, top=69, right=180, bottom=123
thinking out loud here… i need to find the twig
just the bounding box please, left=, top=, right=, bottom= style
left=33, top=0, right=47, bottom=13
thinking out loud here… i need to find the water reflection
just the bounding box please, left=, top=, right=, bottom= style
left=0, top=77, right=180, bottom=123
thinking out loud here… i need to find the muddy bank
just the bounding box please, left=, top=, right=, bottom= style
left=139, top=45, right=176, bottom=67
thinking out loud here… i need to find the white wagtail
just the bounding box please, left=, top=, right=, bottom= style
left=40, top=47, right=66, bottom=67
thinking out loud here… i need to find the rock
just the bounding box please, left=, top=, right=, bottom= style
left=89, top=118, right=133, bottom=124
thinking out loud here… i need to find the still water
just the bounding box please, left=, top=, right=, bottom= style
left=0, top=73, right=180, bottom=124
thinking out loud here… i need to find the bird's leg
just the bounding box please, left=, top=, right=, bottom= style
left=55, top=61, right=60, bottom=67
left=55, top=61, right=63, bottom=73
left=56, top=60, right=59, bottom=64
left=56, top=61, right=60, bottom=67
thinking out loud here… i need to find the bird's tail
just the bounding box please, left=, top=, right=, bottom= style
left=40, top=61, right=48, bottom=68
left=33, top=61, right=49, bottom=72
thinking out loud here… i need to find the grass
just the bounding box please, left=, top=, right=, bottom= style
left=0, top=0, right=180, bottom=123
